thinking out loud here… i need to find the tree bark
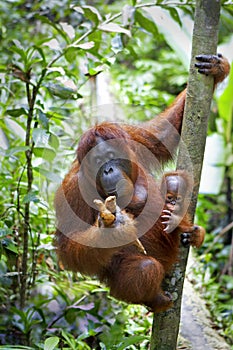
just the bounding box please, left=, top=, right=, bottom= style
left=151, top=1, right=221, bottom=349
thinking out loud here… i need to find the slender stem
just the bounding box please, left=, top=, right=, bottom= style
left=19, top=70, right=46, bottom=308
left=20, top=84, right=33, bottom=309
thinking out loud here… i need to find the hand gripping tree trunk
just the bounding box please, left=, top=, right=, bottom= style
left=151, top=1, right=221, bottom=349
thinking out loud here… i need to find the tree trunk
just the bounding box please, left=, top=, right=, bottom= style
left=151, top=1, right=221, bottom=349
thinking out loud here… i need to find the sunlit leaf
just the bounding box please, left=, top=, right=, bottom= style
left=49, top=132, right=59, bottom=150
left=34, top=167, right=61, bottom=183
left=122, top=5, right=135, bottom=26
left=5, top=146, right=30, bottom=157
left=43, top=39, right=61, bottom=51
left=73, top=5, right=102, bottom=26
left=5, top=118, right=25, bottom=139
left=44, top=337, right=59, bottom=350
left=60, top=22, right=75, bottom=40
left=32, top=129, right=50, bottom=146
left=33, top=147, right=56, bottom=161
left=98, top=23, right=131, bottom=37
left=73, top=41, right=95, bottom=50
left=38, top=110, right=49, bottom=129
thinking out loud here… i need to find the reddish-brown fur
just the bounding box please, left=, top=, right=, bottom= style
left=55, top=55, right=230, bottom=312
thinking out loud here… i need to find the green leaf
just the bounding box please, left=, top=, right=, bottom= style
left=37, top=15, right=70, bottom=43
left=72, top=41, right=95, bottom=50
left=44, top=82, right=78, bottom=99
left=34, top=167, right=61, bottom=183
left=5, top=146, right=30, bottom=157
left=44, top=336, right=59, bottom=350
left=74, top=5, right=102, bottom=26
left=7, top=108, right=27, bottom=117
left=166, top=8, right=182, bottom=27
left=88, top=31, right=102, bottom=54
left=122, top=5, right=135, bottom=26
left=49, top=132, right=60, bottom=150
left=135, top=10, right=158, bottom=36
left=218, top=62, right=233, bottom=141
left=22, top=191, right=40, bottom=204
left=43, top=38, right=61, bottom=51
left=117, top=335, right=149, bottom=350
left=10, top=40, right=27, bottom=61
left=65, top=47, right=81, bottom=63
left=60, top=22, right=75, bottom=40
left=98, top=23, right=131, bottom=37
left=32, top=129, right=50, bottom=146
left=38, top=110, right=49, bottom=129
left=33, top=147, right=56, bottom=161
left=2, top=238, right=18, bottom=254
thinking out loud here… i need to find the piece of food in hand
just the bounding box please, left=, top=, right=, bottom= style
left=94, top=196, right=147, bottom=255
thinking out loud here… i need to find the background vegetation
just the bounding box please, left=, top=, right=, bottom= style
left=0, top=0, right=232, bottom=349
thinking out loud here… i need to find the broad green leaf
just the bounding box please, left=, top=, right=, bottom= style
left=65, top=47, right=80, bottom=63
left=83, top=5, right=102, bottom=26
left=72, top=41, right=95, bottom=50
left=44, top=82, right=78, bottom=99
left=43, top=39, right=61, bottom=51
left=73, top=5, right=102, bottom=26
left=34, top=167, right=61, bottom=183
left=135, top=10, right=158, bottom=36
left=98, top=23, right=131, bottom=37
left=44, top=336, right=59, bottom=350
left=88, top=31, right=102, bottom=54
left=33, top=147, right=56, bottom=161
left=38, top=110, right=49, bottom=129
left=23, top=191, right=40, bottom=204
left=32, top=129, right=50, bottom=146
left=117, top=335, right=149, bottom=350
left=5, top=146, right=30, bottom=157
left=5, top=118, right=25, bottom=139
left=122, top=5, right=135, bottom=26
left=60, top=22, right=75, bottom=40
left=37, top=15, right=70, bottom=43
left=1, top=238, right=18, bottom=254
left=166, top=7, right=182, bottom=27
left=10, top=40, right=27, bottom=61
left=7, top=108, right=27, bottom=117
left=49, top=132, right=60, bottom=150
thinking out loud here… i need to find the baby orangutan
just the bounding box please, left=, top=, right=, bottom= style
left=161, top=171, right=205, bottom=248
